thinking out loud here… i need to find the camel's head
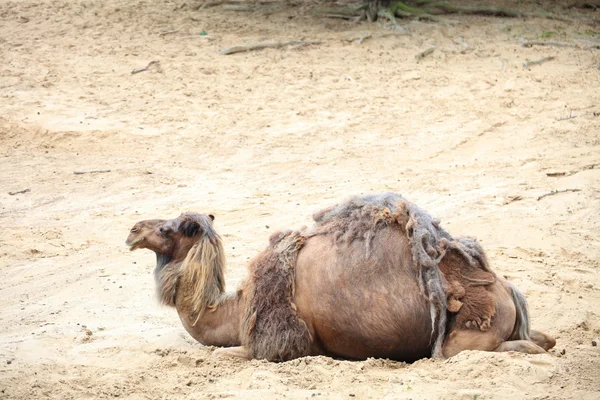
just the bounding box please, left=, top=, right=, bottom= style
left=126, top=219, right=167, bottom=253
left=126, top=213, right=216, bottom=259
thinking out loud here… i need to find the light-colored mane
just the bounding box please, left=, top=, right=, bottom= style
left=180, top=232, right=226, bottom=325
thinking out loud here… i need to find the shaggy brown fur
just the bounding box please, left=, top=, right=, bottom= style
left=180, top=234, right=227, bottom=324
left=127, top=192, right=555, bottom=362
left=155, top=257, right=180, bottom=307
left=311, top=193, right=452, bottom=357
left=438, top=238, right=497, bottom=331
left=242, top=230, right=312, bottom=361
left=309, top=193, right=497, bottom=357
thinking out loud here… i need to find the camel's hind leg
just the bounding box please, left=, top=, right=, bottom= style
left=212, top=346, right=252, bottom=360
left=529, top=330, right=556, bottom=351
left=443, top=329, right=548, bottom=358
left=493, top=340, right=546, bottom=354
left=442, top=329, right=501, bottom=358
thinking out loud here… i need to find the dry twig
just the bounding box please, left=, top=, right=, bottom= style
left=344, top=32, right=372, bottom=44
left=521, top=40, right=579, bottom=48
left=537, top=188, right=581, bottom=201
left=158, top=29, right=180, bottom=37
left=197, top=0, right=243, bottom=9
left=415, top=46, right=436, bottom=61
left=523, top=56, right=554, bottom=69
left=503, top=195, right=523, bottom=205
left=324, top=13, right=361, bottom=21
left=73, top=169, right=112, bottom=175
left=377, top=32, right=410, bottom=39
left=546, top=163, right=597, bottom=177
left=223, top=5, right=254, bottom=11
left=220, top=40, right=324, bottom=55
left=8, top=189, right=30, bottom=195
left=131, top=61, right=160, bottom=74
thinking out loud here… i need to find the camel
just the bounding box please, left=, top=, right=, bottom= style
left=126, top=193, right=555, bottom=361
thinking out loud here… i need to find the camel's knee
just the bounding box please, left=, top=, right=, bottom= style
left=442, top=330, right=501, bottom=358
left=494, top=340, right=546, bottom=354
left=212, top=346, right=252, bottom=360
left=529, top=330, right=556, bottom=351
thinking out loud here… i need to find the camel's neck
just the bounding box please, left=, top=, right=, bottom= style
left=155, top=253, right=172, bottom=272
left=152, top=246, right=241, bottom=348
left=176, top=291, right=242, bottom=347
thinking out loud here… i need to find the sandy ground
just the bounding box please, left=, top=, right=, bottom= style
left=1, top=0, right=600, bottom=398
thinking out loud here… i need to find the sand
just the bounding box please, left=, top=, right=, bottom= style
left=1, top=0, right=600, bottom=398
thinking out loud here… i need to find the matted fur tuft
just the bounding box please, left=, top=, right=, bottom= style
left=180, top=228, right=227, bottom=325
left=438, top=238, right=497, bottom=332
left=309, top=192, right=497, bottom=358
left=507, top=282, right=531, bottom=340
left=242, top=230, right=312, bottom=361
left=154, top=253, right=179, bottom=306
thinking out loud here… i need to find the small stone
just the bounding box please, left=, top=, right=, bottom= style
left=592, top=340, right=597, bottom=347
left=7, top=360, right=12, bottom=365
left=560, top=349, right=566, bottom=355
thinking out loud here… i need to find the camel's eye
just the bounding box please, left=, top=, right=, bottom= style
left=159, top=226, right=172, bottom=236
left=131, top=227, right=139, bottom=233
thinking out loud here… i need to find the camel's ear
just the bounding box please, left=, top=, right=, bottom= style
left=209, top=214, right=215, bottom=222
left=181, top=220, right=200, bottom=237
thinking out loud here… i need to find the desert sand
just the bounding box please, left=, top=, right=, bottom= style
left=1, top=0, right=600, bottom=398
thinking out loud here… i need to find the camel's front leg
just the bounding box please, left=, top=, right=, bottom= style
left=212, top=346, right=252, bottom=360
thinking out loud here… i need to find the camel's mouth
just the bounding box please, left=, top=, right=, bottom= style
left=127, top=238, right=144, bottom=251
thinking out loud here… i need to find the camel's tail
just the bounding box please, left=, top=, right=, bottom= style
left=507, top=282, right=531, bottom=340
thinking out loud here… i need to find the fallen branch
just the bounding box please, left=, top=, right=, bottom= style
left=521, top=40, right=579, bottom=48
left=523, top=56, right=554, bottom=69
left=324, top=13, right=361, bottom=21
left=344, top=32, right=372, bottom=44
left=131, top=60, right=159, bottom=74
left=223, top=4, right=254, bottom=11
left=220, top=40, right=324, bottom=55
left=546, top=163, right=597, bottom=177
left=537, top=188, right=581, bottom=201
left=314, top=5, right=365, bottom=17
left=377, top=32, right=410, bottom=38
left=8, top=188, right=30, bottom=195
left=415, top=46, right=435, bottom=61
left=197, top=0, right=244, bottom=10
left=503, top=195, right=523, bottom=205
left=73, top=169, right=111, bottom=175
left=158, top=29, right=180, bottom=37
